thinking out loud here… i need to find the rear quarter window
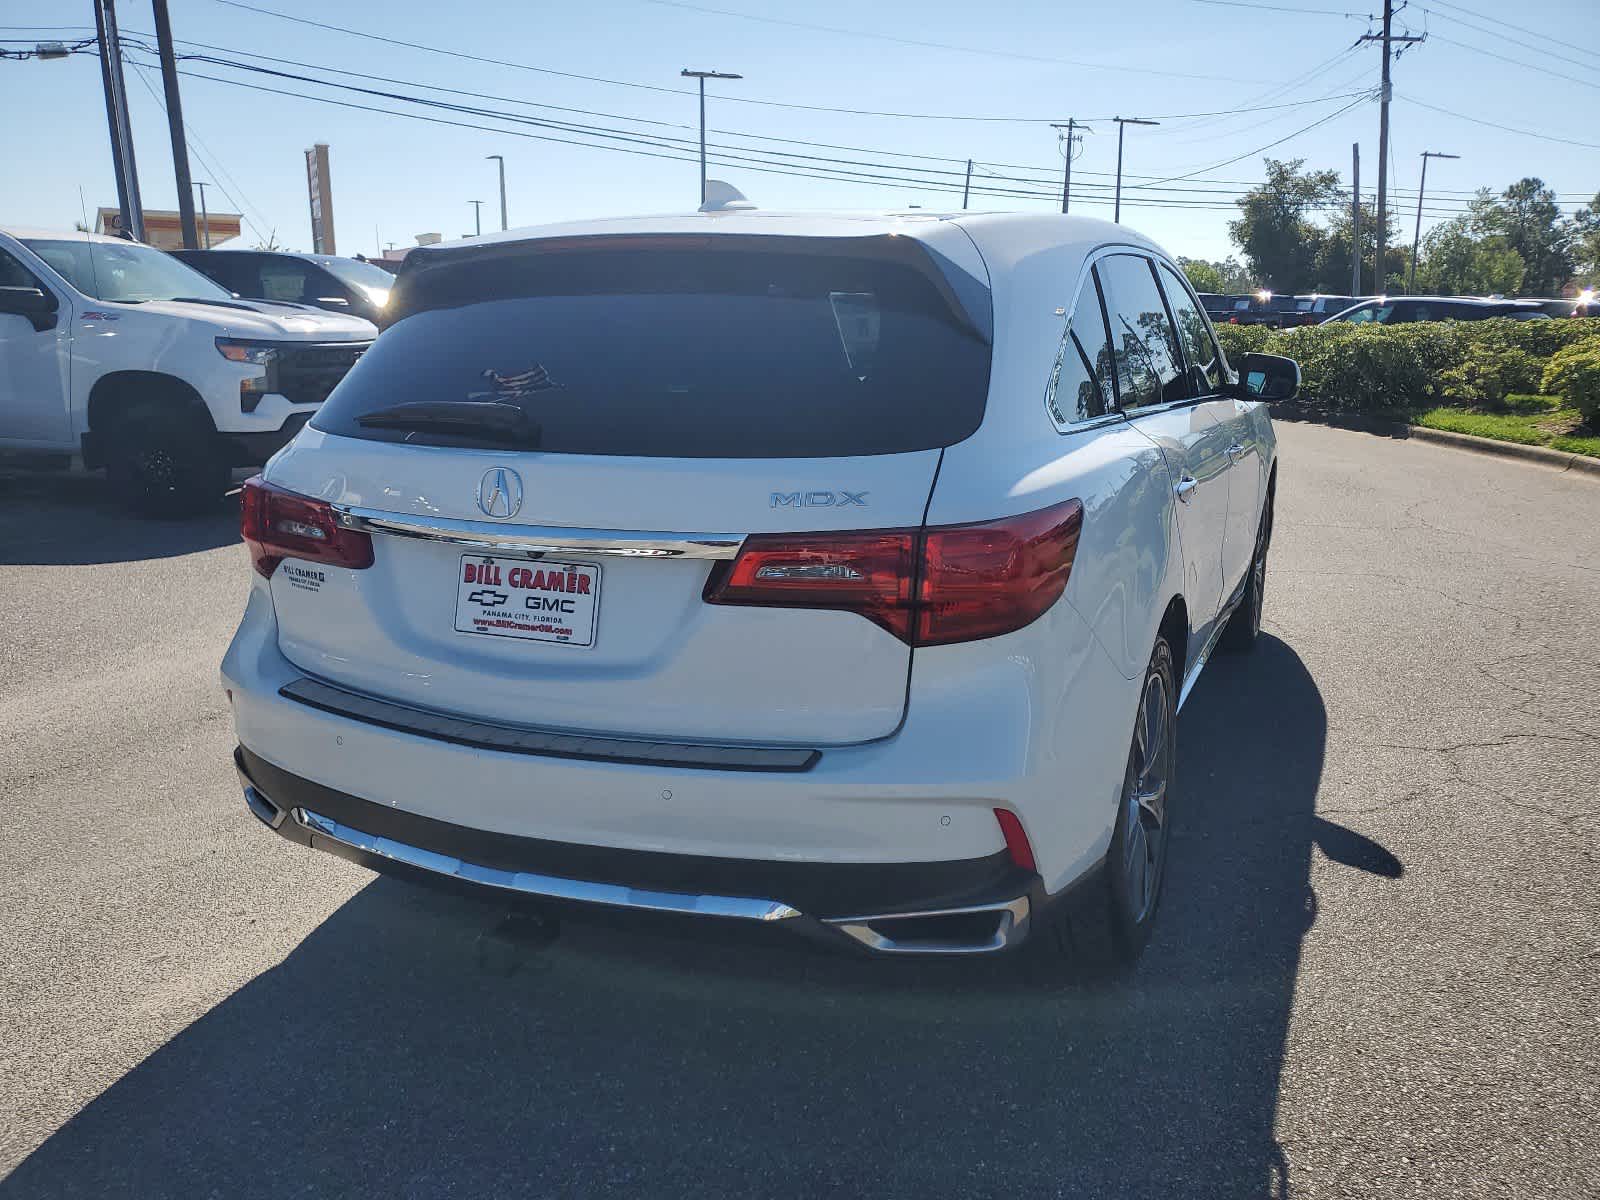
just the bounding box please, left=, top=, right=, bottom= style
left=313, top=243, right=992, bottom=458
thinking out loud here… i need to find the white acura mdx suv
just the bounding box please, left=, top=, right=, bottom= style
left=222, top=210, right=1297, bottom=967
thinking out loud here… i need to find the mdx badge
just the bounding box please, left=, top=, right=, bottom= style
left=477, top=467, right=524, bottom=519
left=770, top=491, right=868, bottom=508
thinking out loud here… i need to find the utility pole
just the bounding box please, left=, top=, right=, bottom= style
left=1050, top=120, right=1085, bottom=214
left=962, top=159, right=973, bottom=210
left=681, top=69, right=742, bottom=206
left=1360, top=1, right=1425, bottom=291
left=1350, top=144, right=1362, bottom=296
left=1410, top=150, right=1458, bottom=293
left=192, top=181, right=211, bottom=248
left=469, top=200, right=484, bottom=237
left=1112, top=117, right=1160, bottom=224
left=152, top=0, right=198, bottom=249
left=93, top=0, right=143, bottom=241
left=486, top=155, right=507, bottom=230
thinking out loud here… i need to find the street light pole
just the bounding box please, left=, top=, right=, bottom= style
left=486, top=155, right=507, bottom=230
left=1409, top=150, right=1458, bottom=293
left=681, top=69, right=742, bottom=206
left=469, top=200, right=484, bottom=237
left=1112, top=118, right=1160, bottom=224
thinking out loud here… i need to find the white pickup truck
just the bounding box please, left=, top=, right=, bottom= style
left=0, top=227, right=376, bottom=514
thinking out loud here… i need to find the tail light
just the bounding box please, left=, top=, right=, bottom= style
left=240, top=475, right=374, bottom=579
left=705, top=499, right=1082, bottom=647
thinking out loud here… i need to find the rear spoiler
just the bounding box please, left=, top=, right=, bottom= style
left=384, top=232, right=992, bottom=343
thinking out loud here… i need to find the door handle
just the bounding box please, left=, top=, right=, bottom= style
left=1226, top=442, right=1248, bottom=460
left=1174, top=476, right=1198, bottom=503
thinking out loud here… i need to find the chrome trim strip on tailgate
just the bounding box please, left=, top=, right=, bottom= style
left=277, top=677, right=822, bottom=772
left=293, top=806, right=803, bottom=922
left=333, top=505, right=744, bottom=560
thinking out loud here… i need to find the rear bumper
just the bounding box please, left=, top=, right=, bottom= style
left=236, top=746, right=1040, bottom=954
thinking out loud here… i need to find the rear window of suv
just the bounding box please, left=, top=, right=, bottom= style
left=312, top=241, right=992, bottom=458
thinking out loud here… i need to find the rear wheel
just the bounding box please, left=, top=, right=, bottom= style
left=1025, top=636, right=1177, bottom=979
left=105, top=401, right=227, bottom=517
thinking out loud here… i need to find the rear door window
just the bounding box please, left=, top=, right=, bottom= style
left=257, top=257, right=313, bottom=304
left=313, top=244, right=992, bottom=457
left=1093, top=253, right=1190, bottom=410
left=1156, top=261, right=1226, bottom=395
left=1045, top=273, right=1114, bottom=426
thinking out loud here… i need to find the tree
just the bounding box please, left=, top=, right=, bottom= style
left=1413, top=217, right=1525, bottom=296
left=252, top=229, right=284, bottom=252
left=1477, top=178, right=1573, bottom=295
left=1178, top=258, right=1224, bottom=293
left=1227, top=158, right=1342, bottom=293
left=1569, top=193, right=1600, bottom=288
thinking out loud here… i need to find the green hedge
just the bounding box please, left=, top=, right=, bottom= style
left=1542, top=336, right=1600, bottom=422
left=1213, top=316, right=1600, bottom=415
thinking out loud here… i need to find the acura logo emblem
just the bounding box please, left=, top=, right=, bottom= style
left=476, top=467, right=523, bottom=519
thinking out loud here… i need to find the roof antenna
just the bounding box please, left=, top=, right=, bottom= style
left=699, top=180, right=755, bottom=213
left=77, top=186, right=103, bottom=299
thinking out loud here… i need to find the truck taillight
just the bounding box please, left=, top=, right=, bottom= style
left=240, top=475, right=374, bottom=579
left=705, top=500, right=1083, bottom=647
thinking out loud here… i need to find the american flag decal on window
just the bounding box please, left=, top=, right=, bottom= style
left=470, top=364, right=563, bottom=401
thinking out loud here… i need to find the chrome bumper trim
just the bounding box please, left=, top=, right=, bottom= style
left=293, top=805, right=803, bottom=923
left=333, top=505, right=744, bottom=560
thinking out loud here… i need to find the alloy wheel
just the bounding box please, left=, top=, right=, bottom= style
left=1123, top=668, right=1171, bottom=923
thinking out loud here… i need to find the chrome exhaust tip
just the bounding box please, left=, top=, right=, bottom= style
left=826, top=895, right=1030, bottom=955
left=242, top=784, right=287, bottom=830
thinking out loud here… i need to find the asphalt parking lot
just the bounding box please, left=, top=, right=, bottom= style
left=3, top=422, right=1597, bottom=1199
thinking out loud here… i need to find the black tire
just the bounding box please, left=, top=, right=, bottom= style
left=1220, top=491, right=1272, bottom=654
left=1024, top=636, right=1178, bottom=981
left=105, top=401, right=227, bottom=517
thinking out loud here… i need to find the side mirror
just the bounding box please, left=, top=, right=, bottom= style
left=0, top=285, right=59, bottom=332
left=1236, top=352, right=1300, bottom=402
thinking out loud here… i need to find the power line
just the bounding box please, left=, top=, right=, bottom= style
left=1188, top=0, right=1369, bottom=15
left=645, top=0, right=1252, bottom=84
left=1137, top=93, right=1374, bottom=187
left=126, top=63, right=271, bottom=242
left=1418, top=4, right=1600, bottom=75
left=1396, top=93, right=1600, bottom=152
left=1427, top=33, right=1600, bottom=93
left=1424, top=0, right=1600, bottom=61
left=128, top=36, right=1401, bottom=200
left=199, top=0, right=1283, bottom=124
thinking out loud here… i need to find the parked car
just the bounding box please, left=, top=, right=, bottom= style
left=1195, top=291, right=1230, bottom=321
left=1275, top=294, right=1364, bottom=327
left=1217, top=293, right=1279, bottom=326
left=0, top=227, right=376, bottom=513
left=1321, top=296, right=1552, bottom=324
left=223, top=210, right=1295, bottom=969
left=171, top=249, right=394, bottom=324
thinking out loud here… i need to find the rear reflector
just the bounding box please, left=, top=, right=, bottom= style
left=240, top=475, right=374, bottom=579
left=705, top=499, right=1082, bottom=647
left=993, top=809, right=1037, bottom=872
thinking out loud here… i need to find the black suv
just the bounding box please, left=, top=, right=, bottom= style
left=1321, top=296, right=1551, bottom=325
left=170, top=250, right=393, bottom=324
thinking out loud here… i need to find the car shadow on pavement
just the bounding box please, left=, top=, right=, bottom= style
left=6, top=636, right=1388, bottom=1199
left=0, top=471, right=239, bottom=565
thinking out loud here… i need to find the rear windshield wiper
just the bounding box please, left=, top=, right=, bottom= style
left=355, top=400, right=542, bottom=446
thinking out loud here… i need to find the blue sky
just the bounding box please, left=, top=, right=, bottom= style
left=3, top=0, right=1596, bottom=263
